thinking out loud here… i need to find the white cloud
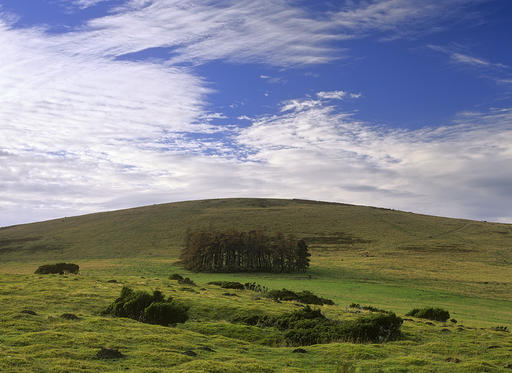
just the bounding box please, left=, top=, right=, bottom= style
left=72, top=0, right=112, bottom=9
left=332, top=0, right=486, bottom=39
left=317, top=90, right=347, bottom=100
left=281, top=99, right=322, bottom=113
left=53, top=0, right=339, bottom=67
left=236, top=102, right=512, bottom=223
left=428, top=45, right=507, bottom=69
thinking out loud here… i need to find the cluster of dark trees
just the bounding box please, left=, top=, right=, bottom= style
left=181, top=229, right=310, bottom=273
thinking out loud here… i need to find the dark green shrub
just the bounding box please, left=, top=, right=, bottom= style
left=35, top=263, right=79, bottom=274
left=104, top=287, right=188, bottom=326
left=237, top=306, right=402, bottom=346
left=296, top=290, right=334, bottom=305
left=337, top=312, right=403, bottom=343
left=208, top=281, right=244, bottom=290
left=170, top=274, right=196, bottom=286
left=121, top=291, right=157, bottom=320
left=349, top=303, right=387, bottom=313
left=267, top=289, right=298, bottom=302
left=283, top=312, right=402, bottom=345
left=267, top=288, right=334, bottom=305
left=491, top=326, right=509, bottom=332
left=143, top=302, right=189, bottom=326
left=180, top=277, right=196, bottom=286
left=406, top=307, right=450, bottom=322
left=244, top=282, right=268, bottom=293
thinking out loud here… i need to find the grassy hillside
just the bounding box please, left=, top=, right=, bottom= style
left=1, top=197, right=511, bottom=259
left=1, top=198, right=512, bottom=372
left=1, top=198, right=511, bottom=301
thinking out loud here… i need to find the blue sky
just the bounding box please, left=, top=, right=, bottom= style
left=0, top=0, right=511, bottom=226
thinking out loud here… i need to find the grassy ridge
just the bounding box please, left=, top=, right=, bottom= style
left=1, top=198, right=511, bottom=259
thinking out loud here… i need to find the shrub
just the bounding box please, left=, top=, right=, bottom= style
left=143, top=302, right=189, bottom=326
left=349, top=303, right=387, bottom=313
left=237, top=306, right=402, bottom=346
left=406, top=307, right=450, bottom=322
left=208, top=281, right=244, bottom=290
left=491, top=326, right=509, bottom=332
left=104, top=287, right=188, bottom=326
left=267, top=289, right=334, bottom=305
left=170, top=274, right=196, bottom=286
left=244, top=282, right=268, bottom=293
left=335, top=312, right=403, bottom=343
left=35, top=263, right=79, bottom=275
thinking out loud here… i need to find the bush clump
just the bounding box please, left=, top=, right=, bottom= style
left=237, top=306, right=402, bottom=346
left=244, top=282, right=268, bottom=293
left=208, top=281, right=268, bottom=293
left=143, top=302, right=189, bottom=326
left=35, top=263, right=79, bottom=275
left=406, top=307, right=450, bottom=322
left=104, top=286, right=189, bottom=326
left=349, top=303, right=387, bottom=313
left=267, top=288, right=334, bottom=305
left=170, top=274, right=196, bottom=286
left=208, top=281, right=245, bottom=290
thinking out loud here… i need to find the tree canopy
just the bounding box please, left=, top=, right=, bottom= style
left=181, top=229, right=310, bottom=273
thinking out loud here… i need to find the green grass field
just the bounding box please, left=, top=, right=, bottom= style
left=1, top=198, right=512, bottom=372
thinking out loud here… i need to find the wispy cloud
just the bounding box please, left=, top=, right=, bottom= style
left=331, top=0, right=486, bottom=39
left=428, top=44, right=512, bottom=86
left=316, top=90, right=361, bottom=100
left=54, top=0, right=339, bottom=67
left=71, top=0, right=112, bottom=9
left=428, top=44, right=508, bottom=69
left=237, top=100, right=512, bottom=222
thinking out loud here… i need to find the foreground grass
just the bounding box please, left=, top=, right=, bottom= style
left=1, top=259, right=512, bottom=372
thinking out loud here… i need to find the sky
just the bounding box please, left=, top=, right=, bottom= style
left=1, top=0, right=511, bottom=227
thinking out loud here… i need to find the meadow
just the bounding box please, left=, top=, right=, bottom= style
left=1, top=198, right=511, bottom=372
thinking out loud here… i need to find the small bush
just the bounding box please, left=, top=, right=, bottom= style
left=35, top=263, right=79, bottom=275
left=96, top=348, right=124, bottom=359
left=104, top=287, right=188, bottom=326
left=244, top=282, right=268, bottom=293
left=349, top=303, right=387, bottom=313
left=267, top=289, right=334, bottom=305
left=170, top=274, right=196, bottom=286
left=406, top=307, right=450, bottom=322
left=60, top=313, right=79, bottom=320
left=491, top=326, right=509, bottom=332
left=208, top=281, right=245, bottom=290
left=143, top=302, right=189, bottom=326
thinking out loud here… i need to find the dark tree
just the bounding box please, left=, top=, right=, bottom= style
left=180, top=229, right=310, bottom=273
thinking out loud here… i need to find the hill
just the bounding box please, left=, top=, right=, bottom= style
left=1, top=197, right=512, bottom=304
left=1, top=198, right=512, bottom=371
left=1, top=197, right=510, bottom=260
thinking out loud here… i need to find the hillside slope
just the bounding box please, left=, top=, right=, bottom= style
left=1, top=198, right=511, bottom=262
